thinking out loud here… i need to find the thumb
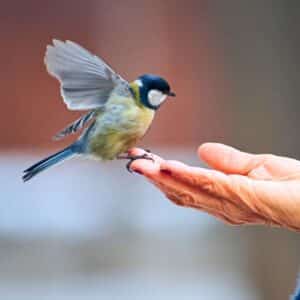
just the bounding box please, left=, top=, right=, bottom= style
left=198, top=143, right=260, bottom=175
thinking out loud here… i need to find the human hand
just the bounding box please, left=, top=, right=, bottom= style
left=129, top=144, right=300, bottom=231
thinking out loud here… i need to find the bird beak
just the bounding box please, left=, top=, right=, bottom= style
left=167, top=91, right=176, bottom=97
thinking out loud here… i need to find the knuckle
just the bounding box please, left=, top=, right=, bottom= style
left=166, top=190, right=197, bottom=207
left=166, top=193, right=185, bottom=206
left=200, top=179, right=216, bottom=194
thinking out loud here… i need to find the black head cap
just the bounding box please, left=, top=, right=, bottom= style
left=137, top=74, right=175, bottom=109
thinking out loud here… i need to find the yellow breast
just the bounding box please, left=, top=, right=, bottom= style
left=88, top=95, right=155, bottom=160
left=133, top=105, right=155, bottom=136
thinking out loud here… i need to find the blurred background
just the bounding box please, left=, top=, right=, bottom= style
left=1, top=0, right=300, bottom=299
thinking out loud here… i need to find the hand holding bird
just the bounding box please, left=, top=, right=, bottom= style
left=130, top=144, right=300, bottom=231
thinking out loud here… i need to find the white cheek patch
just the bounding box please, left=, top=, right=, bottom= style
left=148, top=89, right=167, bottom=107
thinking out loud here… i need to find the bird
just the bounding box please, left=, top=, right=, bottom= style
left=22, top=39, right=175, bottom=182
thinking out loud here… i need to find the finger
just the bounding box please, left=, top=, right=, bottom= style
left=163, top=187, right=236, bottom=224
left=152, top=163, right=240, bottom=220
left=128, top=148, right=164, bottom=163
left=160, top=160, right=232, bottom=199
left=151, top=172, right=227, bottom=214
left=153, top=173, right=266, bottom=225
left=160, top=160, right=300, bottom=228
left=198, top=143, right=264, bottom=175
left=128, top=148, right=164, bottom=177
left=248, top=157, right=300, bottom=180
left=198, top=143, right=300, bottom=180
left=134, top=157, right=268, bottom=225
left=160, top=159, right=265, bottom=215
left=144, top=163, right=227, bottom=213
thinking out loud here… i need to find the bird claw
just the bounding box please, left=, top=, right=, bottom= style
left=126, top=153, right=154, bottom=173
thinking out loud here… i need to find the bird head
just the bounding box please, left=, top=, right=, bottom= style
left=133, top=74, right=175, bottom=110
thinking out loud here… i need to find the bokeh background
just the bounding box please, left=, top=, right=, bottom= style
left=1, top=0, right=300, bottom=299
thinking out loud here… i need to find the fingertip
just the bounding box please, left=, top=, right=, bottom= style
left=198, top=143, right=257, bottom=174
left=198, top=143, right=222, bottom=161
left=198, top=143, right=235, bottom=171
left=130, top=157, right=160, bottom=177
left=198, top=143, right=209, bottom=157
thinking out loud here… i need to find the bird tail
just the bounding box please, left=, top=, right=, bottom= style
left=22, top=145, right=77, bottom=182
left=292, top=276, right=300, bottom=300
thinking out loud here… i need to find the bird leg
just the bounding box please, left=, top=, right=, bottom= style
left=117, top=150, right=154, bottom=173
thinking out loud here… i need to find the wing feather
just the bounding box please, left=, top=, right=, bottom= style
left=45, top=39, right=130, bottom=110
left=53, top=110, right=97, bottom=140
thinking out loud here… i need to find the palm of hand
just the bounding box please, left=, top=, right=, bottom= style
left=130, top=144, right=300, bottom=231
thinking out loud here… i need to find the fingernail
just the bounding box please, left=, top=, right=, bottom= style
left=134, top=169, right=144, bottom=175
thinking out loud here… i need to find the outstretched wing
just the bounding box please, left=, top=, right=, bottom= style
left=45, top=39, right=131, bottom=110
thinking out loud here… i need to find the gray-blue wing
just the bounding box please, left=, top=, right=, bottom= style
left=53, top=110, right=97, bottom=140
left=45, top=39, right=131, bottom=110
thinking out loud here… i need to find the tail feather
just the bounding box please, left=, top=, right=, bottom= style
left=292, top=276, right=300, bottom=300
left=22, top=146, right=76, bottom=182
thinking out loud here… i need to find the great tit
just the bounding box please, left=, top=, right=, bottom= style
left=22, top=40, right=175, bottom=182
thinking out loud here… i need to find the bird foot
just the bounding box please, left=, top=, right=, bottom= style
left=117, top=151, right=154, bottom=173
left=126, top=153, right=154, bottom=173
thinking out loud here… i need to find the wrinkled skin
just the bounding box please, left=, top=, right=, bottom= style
left=129, top=143, right=300, bottom=231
